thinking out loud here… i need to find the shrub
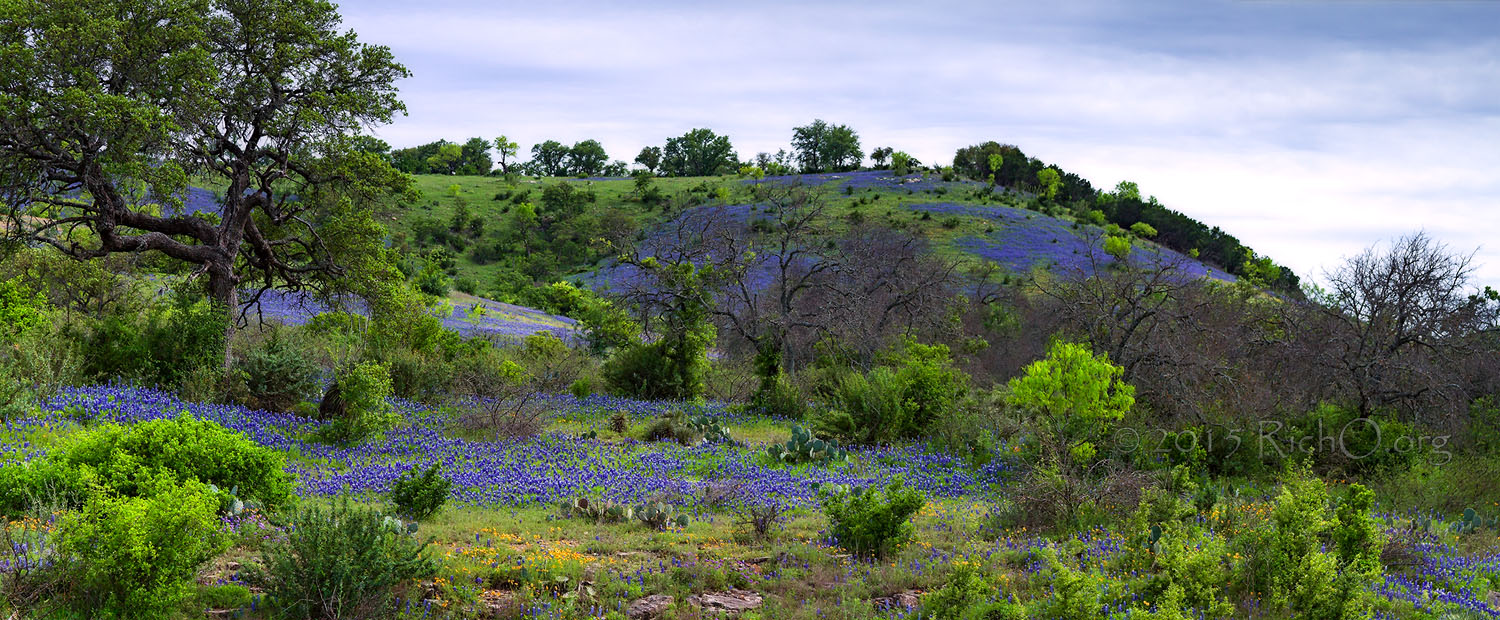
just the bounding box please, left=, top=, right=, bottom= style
left=1007, top=340, right=1134, bottom=472
left=1293, top=403, right=1420, bottom=475
left=1034, top=549, right=1104, bottom=620
left=266, top=498, right=438, bottom=619
left=320, top=361, right=400, bottom=445
left=1239, top=466, right=1379, bottom=620
left=751, top=371, right=805, bottom=419
left=921, top=562, right=1004, bottom=620
left=79, top=286, right=227, bottom=390
left=812, top=339, right=968, bottom=443
left=389, top=463, right=451, bottom=521
left=819, top=480, right=925, bottom=558
left=234, top=332, right=319, bottom=413
left=603, top=337, right=709, bottom=400
left=56, top=481, right=229, bottom=619
left=0, top=415, right=292, bottom=515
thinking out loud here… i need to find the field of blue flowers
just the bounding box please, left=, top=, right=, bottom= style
left=4, top=384, right=1497, bottom=619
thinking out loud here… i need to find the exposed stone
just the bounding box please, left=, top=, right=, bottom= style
left=627, top=594, right=675, bottom=619
left=688, top=589, right=763, bottom=614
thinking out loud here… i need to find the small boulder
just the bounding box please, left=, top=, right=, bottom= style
left=627, top=594, right=675, bottom=620
left=689, top=588, right=763, bottom=614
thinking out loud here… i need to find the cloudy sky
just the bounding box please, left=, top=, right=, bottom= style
left=339, top=0, right=1500, bottom=287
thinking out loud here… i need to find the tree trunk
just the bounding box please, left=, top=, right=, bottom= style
left=206, top=262, right=239, bottom=372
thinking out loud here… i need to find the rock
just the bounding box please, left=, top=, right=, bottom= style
left=627, top=594, right=675, bottom=619
left=688, top=589, right=763, bottom=614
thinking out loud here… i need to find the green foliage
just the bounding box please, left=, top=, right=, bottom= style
left=818, top=480, right=925, bottom=558
left=751, top=370, right=806, bottom=419
left=56, top=481, right=229, bottom=619
left=661, top=128, right=738, bottom=177
left=1035, top=549, right=1104, bottom=620
left=266, top=498, right=438, bottom=619
left=542, top=281, right=640, bottom=354
left=1240, top=467, right=1379, bottom=620
left=1130, top=222, right=1159, bottom=238
left=0, top=415, right=292, bottom=516
left=790, top=119, right=862, bottom=173
left=1007, top=340, right=1134, bottom=469
left=812, top=338, right=969, bottom=443
left=1103, top=235, right=1133, bottom=261
left=921, top=562, right=1007, bottom=620
left=765, top=425, right=850, bottom=465
left=79, top=286, right=228, bottom=390
left=389, top=463, right=451, bottom=521
left=1293, top=403, right=1421, bottom=475
left=233, top=332, right=319, bottom=413
left=321, top=361, right=400, bottom=445
left=0, top=277, right=47, bottom=340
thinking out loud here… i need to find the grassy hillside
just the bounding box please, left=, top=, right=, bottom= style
left=393, top=169, right=1235, bottom=304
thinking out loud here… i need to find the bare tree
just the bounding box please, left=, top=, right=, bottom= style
left=1311, top=231, right=1494, bottom=421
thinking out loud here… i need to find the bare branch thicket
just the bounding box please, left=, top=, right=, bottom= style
left=1310, top=231, right=1497, bottom=425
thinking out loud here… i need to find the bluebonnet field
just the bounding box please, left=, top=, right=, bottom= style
left=5, top=384, right=1496, bottom=618
left=246, top=289, right=576, bottom=342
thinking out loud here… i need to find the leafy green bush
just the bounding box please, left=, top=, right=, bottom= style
left=751, top=371, right=805, bottom=419
left=819, top=480, right=925, bottom=558
left=1034, top=549, right=1104, bottom=620
left=812, top=339, right=968, bottom=443
left=78, top=286, right=227, bottom=390
left=56, top=481, right=229, bottom=619
left=921, top=562, right=1011, bottom=620
left=1293, top=403, right=1420, bottom=475
left=320, top=361, right=400, bottom=445
left=0, top=415, right=292, bottom=515
left=234, top=332, right=319, bottom=413
left=389, top=463, right=451, bottom=521
left=603, top=337, right=710, bottom=400
left=266, top=499, right=438, bottom=619
left=1007, top=340, right=1134, bottom=471
left=1239, top=467, right=1380, bottom=620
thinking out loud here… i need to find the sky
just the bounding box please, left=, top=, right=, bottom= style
left=338, top=0, right=1500, bottom=287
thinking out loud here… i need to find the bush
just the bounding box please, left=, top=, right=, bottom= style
left=320, top=361, right=400, bottom=445
left=389, top=463, right=451, bottom=521
left=811, top=339, right=968, bottom=443
left=603, top=338, right=709, bottom=400
left=1238, top=466, right=1380, bottom=620
left=0, top=415, right=292, bottom=515
left=78, top=286, right=227, bottom=390
left=1293, top=403, right=1421, bottom=476
left=56, top=481, right=229, bottom=619
left=819, top=480, right=925, bottom=558
left=921, top=562, right=1008, bottom=620
left=1034, top=549, right=1104, bottom=620
left=751, top=371, right=805, bottom=419
left=233, top=331, right=319, bottom=412
left=266, top=498, right=438, bottom=619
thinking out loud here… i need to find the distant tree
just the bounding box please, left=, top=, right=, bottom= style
left=1310, top=232, right=1496, bottom=420
left=530, top=140, right=569, bottom=177
left=891, top=151, right=913, bottom=176
left=566, top=139, right=608, bottom=177
left=870, top=146, right=894, bottom=169
left=492, top=135, right=519, bottom=175
left=351, top=136, right=393, bottom=162
left=425, top=143, right=463, bottom=175
left=987, top=154, right=1004, bottom=184
left=457, top=137, right=492, bottom=175
left=661, top=128, right=737, bottom=177
left=634, top=146, right=662, bottom=174
left=602, top=160, right=629, bottom=177
left=791, top=119, right=862, bottom=173
left=1037, top=167, right=1062, bottom=200
left=1113, top=180, right=1141, bottom=202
